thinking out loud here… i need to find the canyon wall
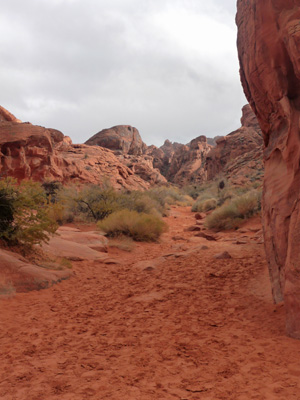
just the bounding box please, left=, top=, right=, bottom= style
left=237, top=0, right=300, bottom=338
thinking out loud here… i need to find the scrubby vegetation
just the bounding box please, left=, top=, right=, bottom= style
left=0, top=174, right=261, bottom=246
left=191, top=179, right=233, bottom=212
left=205, top=189, right=262, bottom=230
left=0, top=178, right=57, bottom=248
left=51, top=184, right=192, bottom=224
left=98, top=210, right=167, bottom=242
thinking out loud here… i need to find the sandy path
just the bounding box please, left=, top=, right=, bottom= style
left=1, top=207, right=300, bottom=400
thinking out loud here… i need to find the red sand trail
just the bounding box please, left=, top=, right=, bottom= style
left=1, top=207, right=300, bottom=400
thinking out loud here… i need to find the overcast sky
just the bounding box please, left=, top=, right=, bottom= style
left=0, top=0, right=246, bottom=147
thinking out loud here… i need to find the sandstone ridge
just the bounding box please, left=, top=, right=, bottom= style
left=0, top=108, right=149, bottom=190
left=0, top=104, right=263, bottom=189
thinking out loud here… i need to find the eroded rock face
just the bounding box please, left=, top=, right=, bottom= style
left=206, top=105, right=263, bottom=185
left=146, top=137, right=212, bottom=185
left=166, top=136, right=212, bottom=185
left=237, top=0, right=300, bottom=338
left=0, top=108, right=149, bottom=190
left=85, top=125, right=147, bottom=155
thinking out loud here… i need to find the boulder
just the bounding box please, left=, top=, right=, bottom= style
left=85, top=125, right=147, bottom=155
left=237, top=0, right=300, bottom=338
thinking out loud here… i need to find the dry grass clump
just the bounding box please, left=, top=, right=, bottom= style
left=206, top=190, right=261, bottom=230
left=98, top=210, right=167, bottom=242
left=0, top=276, right=15, bottom=297
left=108, top=236, right=135, bottom=252
left=148, top=187, right=193, bottom=212
left=192, top=197, right=218, bottom=212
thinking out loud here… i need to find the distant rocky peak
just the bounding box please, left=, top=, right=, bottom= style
left=85, top=125, right=147, bottom=156
left=0, top=106, right=22, bottom=123
left=240, top=104, right=260, bottom=130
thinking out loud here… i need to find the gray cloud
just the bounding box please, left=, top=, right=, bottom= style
left=0, top=0, right=246, bottom=146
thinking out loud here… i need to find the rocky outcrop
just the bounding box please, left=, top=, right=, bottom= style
left=146, top=137, right=212, bottom=185
left=85, top=125, right=167, bottom=185
left=85, top=125, right=147, bottom=155
left=206, top=105, right=263, bottom=185
left=165, top=136, right=212, bottom=185
left=237, top=0, right=300, bottom=338
left=0, top=106, right=22, bottom=123
left=0, top=108, right=149, bottom=190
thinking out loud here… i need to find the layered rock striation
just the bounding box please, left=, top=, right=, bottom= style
left=237, top=0, right=300, bottom=338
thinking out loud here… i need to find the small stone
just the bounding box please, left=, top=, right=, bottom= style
left=184, top=225, right=202, bottom=232
left=172, top=236, right=185, bottom=241
left=144, top=266, right=154, bottom=272
left=195, top=232, right=217, bottom=241
left=195, top=212, right=206, bottom=220
left=214, top=251, right=232, bottom=259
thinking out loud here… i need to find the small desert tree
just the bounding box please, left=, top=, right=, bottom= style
left=0, top=178, right=57, bottom=247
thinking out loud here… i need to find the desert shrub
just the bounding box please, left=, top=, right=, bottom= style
left=55, top=184, right=120, bottom=223
left=76, top=185, right=120, bottom=221
left=41, top=180, right=62, bottom=203
left=108, top=236, right=135, bottom=252
left=182, top=185, right=204, bottom=200
left=191, top=197, right=218, bottom=212
left=98, top=209, right=167, bottom=242
left=206, top=190, right=262, bottom=231
left=0, top=178, right=57, bottom=247
left=147, top=186, right=193, bottom=212
left=116, top=191, right=163, bottom=217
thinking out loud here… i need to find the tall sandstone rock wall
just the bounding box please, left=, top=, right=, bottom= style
left=237, top=0, right=300, bottom=338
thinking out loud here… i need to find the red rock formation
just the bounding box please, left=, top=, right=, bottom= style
left=237, top=0, right=300, bottom=338
left=85, top=126, right=167, bottom=185
left=118, top=154, right=167, bottom=186
left=146, top=137, right=212, bottom=185
left=0, top=108, right=149, bottom=190
left=206, top=105, right=263, bottom=185
left=85, top=125, right=147, bottom=155
left=0, top=106, right=21, bottom=123
left=166, top=136, right=212, bottom=185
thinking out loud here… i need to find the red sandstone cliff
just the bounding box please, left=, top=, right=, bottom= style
left=0, top=108, right=149, bottom=190
left=237, top=0, right=300, bottom=338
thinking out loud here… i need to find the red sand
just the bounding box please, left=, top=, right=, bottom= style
left=1, top=207, right=300, bottom=400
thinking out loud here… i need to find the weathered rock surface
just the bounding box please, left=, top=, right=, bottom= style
left=206, top=105, right=264, bottom=185
left=0, top=249, right=72, bottom=293
left=237, top=0, right=300, bottom=338
left=85, top=125, right=167, bottom=185
left=0, top=109, right=149, bottom=190
left=147, top=137, right=212, bottom=185
left=0, top=106, right=22, bottom=123
left=85, top=125, right=147, bottom=155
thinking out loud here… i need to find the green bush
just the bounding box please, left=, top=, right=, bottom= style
left=98, top=210, right=167, bottom=242
left=205, top=190, right=262, bottom=231
left=0, top=178, right=57, bottom=247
